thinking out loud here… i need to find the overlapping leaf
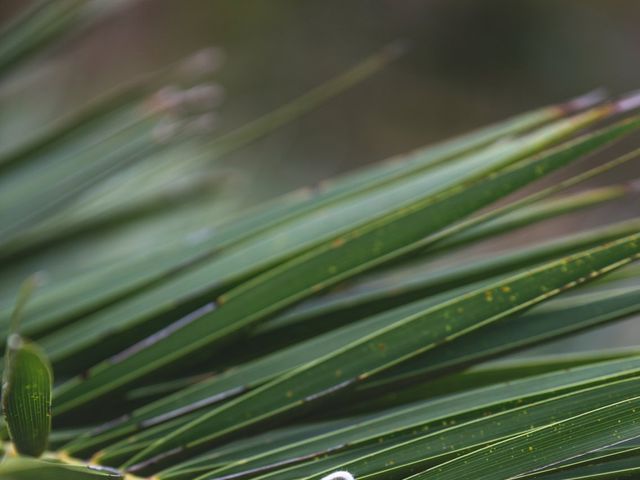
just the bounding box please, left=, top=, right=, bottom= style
left=52, top=109, right=637, bottom=415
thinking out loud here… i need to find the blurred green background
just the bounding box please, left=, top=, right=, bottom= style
left=1, top=0, right=639, bottom=351
left=3, top=1, right=640, bottom=185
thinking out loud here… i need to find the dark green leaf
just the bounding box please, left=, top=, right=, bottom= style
left=2, top=338, right=53, bottom=457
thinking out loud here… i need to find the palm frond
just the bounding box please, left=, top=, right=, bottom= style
left=1, top=4, right=639, bottom=480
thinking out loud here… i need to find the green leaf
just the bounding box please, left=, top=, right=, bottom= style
left=428, top=184, right=629, bottom=253
left=353, top=281, right=640, bottom=408
left=406, top=385, right=640, bottom=480
left=355, top=347, right=640, bottom=410
left=1, top=275, right=52, bottom=458
left=0, top=1, right=87, bottom=76
left=518, top=444, right=640, bottom=479
left=291, top=376, right=640, bottom=480
left=0, top=44, right=414, bottom=342
left=259, top=218, right=640, bottom=345
left=0, top=87, right=559, bottom=338
left=51, top=108, right=633, bottom=415
left=121, top=233, right=640, bottom=472
left=67, top=266, right=640, bottom=461
left=157, top=355, right=640, bottom=480
left=2, top=338, right=53, bottom=457
left=0, top=457, right=124, bottom=479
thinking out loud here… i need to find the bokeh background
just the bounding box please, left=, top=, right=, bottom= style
left=1, top=0, right=639, bottom=353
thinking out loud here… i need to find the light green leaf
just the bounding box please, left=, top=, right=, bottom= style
left=0, top=457, right=123, bottom=479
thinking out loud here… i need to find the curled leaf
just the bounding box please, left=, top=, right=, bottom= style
left=2, top=337, right=53, bottom=457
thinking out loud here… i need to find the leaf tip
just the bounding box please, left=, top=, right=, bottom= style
left=560, top=87, right=608, bottom=114
left=626, top=178, right=640, bottom=194
left=614, top=90, right=640, bottom=113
